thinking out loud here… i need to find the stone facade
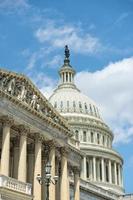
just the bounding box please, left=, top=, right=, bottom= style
left=0, top=68, right=81, bottom=200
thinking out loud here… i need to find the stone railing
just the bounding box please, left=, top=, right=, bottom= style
left=68, top=137, right=80, bottom=149
left=0, top=175, right=32, bottom=195
left=80, top=179, right=119, bottom=200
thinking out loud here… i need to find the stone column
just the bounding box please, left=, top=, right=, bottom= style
left=114, top=162, right=117, bottom=185
left=89, top=158, right=93, bottom=180
left=81, top=156, right=86, bottom=180
left=13, top=137, right=19, bottom=179
left=49, top=144, right=56, bottom=200
left=97, top=159, right=100, bottom=181
left=33, top=134, right=42, bottom=200
left=109, top=160, right=112, bottom=184
left=27, top=143, right=34, bottom=183
left=60, top=148, right=69, bottom=200
left=121, top=166, right=124, bottom=187
left=101, top=158, right=105, bottom=182
left=18, top=126, right=28, bottom=182
left=55, top=157, right=60, bottom=200
left=118, top=164, right=121, bottom=186
left=73, top=167, right=80, bottom=200
left=1, top=117, right=13, bottom=176
left=93, top=157, right=96, bottom=181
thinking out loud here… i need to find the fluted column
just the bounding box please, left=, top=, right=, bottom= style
left=60, top=148, right=69, bottom=200
left=97, top=159, right=100, bottom=181
left=13, top=137, right=19, bottom=179
left=33, top=134, right=42, bottom=200
left=114, top=162, right=117, bottom=185
left=1, top=117, right=13, bottom=176
left=81, top=156, right=86, bottom=180
left=27, top=143, right=34, bottom=183
left=101, top=158, right=105, bottom=182
left=89, top=158, right=93, bottom=180
left=73, top=167, right=80, bottom=200
left=118, top=164, right=121, bottom=186
left=109, top=160, right=112, bottom=184
left=49, top=143, right=56, bottom=200
left=121, top=166, right=124, bottom=187
left=18, top=126, right=28, bottom=182
left=93, top=157, right=96, bottom=181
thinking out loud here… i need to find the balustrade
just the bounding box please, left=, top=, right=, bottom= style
left=0, top=175, right=32, bottom=195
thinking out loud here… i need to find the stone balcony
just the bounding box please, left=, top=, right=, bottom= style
left=0, top=175, right=32, bottom=200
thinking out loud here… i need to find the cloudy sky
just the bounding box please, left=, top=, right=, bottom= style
left=0, top=0, right=133, bottom=193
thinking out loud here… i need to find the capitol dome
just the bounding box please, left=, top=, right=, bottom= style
left=49, top=46, right=101, bottom=121
left=49, top=46, right=124, bottom=194
left=50, top=85, right=101, bottom=120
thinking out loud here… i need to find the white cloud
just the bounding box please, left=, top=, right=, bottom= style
left=35, top=23, right=102, bottom=55
left=0, top=0, right=29, bottom=9
left=75, top=57, right=133, bottom=145
left=46, top=55, right=62, bottom=68
left=114, top=12, right=129, bottom=26
left=28, top=71, right=57, bottom=99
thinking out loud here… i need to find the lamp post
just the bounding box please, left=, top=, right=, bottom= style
left=36, top=161, right=58, bottom=200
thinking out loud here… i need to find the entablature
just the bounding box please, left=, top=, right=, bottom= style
left=0, top=68, right=73, bottom=137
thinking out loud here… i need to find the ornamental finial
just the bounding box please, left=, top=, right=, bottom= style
left=65, top=45, right=70, bottom=59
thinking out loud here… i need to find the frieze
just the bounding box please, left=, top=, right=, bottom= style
left=0, top=68, right=72, bottom=137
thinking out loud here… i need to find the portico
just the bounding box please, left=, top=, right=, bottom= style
left=0, top=68, right=82, bottom=200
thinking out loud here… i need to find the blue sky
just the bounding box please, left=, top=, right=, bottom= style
left=0, top=0, right=133, bottom=193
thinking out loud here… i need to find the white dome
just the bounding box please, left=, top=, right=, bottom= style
left=49, top=86, right=101, bottom=120
left=49, top=46, right=124, bottom=194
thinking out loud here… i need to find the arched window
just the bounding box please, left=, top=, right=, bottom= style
left=85, top=103, right=88, bottom=113
left=97, top=133, right=100, bottom=144
left=60, top=101, right=63, bottom=112
left=73, top=101, right=76, bottom=112
left=103, top=135, right=105, bottom=146
left=89, top=104, right=93, bottom=115
left=93, top=106, right=97, bottom=116
left=67, top=101, right=69, bottom=112
left=75, top=130, right=79, bottom=140
left=91, top=132, right=94, bottom=143
left=83, top=131, right=87, bottom=142
left=79, top=102, right=82, bottom=112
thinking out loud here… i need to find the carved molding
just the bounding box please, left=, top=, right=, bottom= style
left=0, top=68, right=72, bottom=137
left=34, top=133, right=44, bottom=143
left=0, top=115, right=14, bottom=127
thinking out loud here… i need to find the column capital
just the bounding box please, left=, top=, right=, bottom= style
left=35, top=133, right=44, bottom=143
left=60, top=147, right=69, bottom=156
left=0, top=115, right=14, bottom=127
left=73, top=166, right=80, bottom=175
left=44, top=139, right=57, bottom=150
left=17, top=124, right=30, bottom=136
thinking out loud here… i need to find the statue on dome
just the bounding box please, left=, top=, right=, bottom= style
left=65, top=45, right=70, bottom=58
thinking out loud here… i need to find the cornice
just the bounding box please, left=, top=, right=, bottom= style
left=0, top=68, right=73, bottom=137
left=65, top=115, right=114, bottom=138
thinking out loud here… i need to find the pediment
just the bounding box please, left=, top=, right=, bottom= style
left=0, top=68, right=72, bottom=137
